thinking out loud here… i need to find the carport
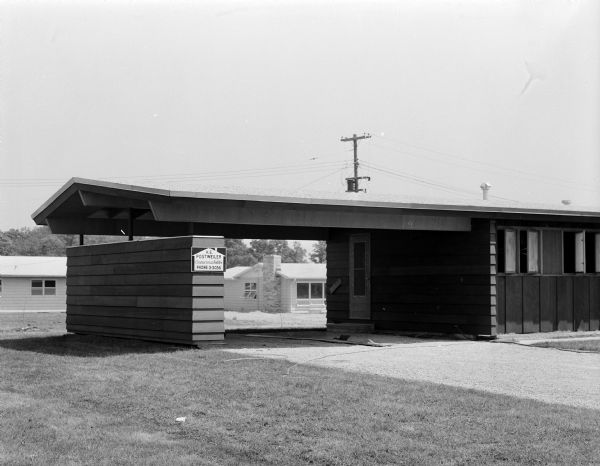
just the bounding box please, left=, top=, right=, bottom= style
left=33, top=178, right=600, bottom=343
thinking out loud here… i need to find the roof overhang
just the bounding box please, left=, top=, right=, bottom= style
left=32, top=178, right=600, bottom=239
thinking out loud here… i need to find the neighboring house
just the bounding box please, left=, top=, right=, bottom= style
left=224, top=255, right=326, bottom=313
left=0, top=256, right=67, bottom=311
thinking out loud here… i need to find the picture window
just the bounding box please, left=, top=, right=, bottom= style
left=297, top=282, right=325, bottom=301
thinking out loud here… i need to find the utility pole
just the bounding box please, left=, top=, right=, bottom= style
left=341, top=133, right=371, bottom=192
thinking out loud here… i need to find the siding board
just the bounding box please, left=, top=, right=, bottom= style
left=65, top=237, right=225, bottom=344
left=590, top=277, right=600, bottom=331
left=556, top=277, right=574, bottom=331
left=539, top=277, right=557, bottom=332
left=505, top=276, right=523, bottom=333
left=496, top=276, right=505, bottom=333
left=522, top=276, right=540, bottom=333
left=573, top=277, right=590, bottom=331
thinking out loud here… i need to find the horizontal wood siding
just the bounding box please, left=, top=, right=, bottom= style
left=325, top=230, right=350, bottom=322
left=66, top=237, right=224, bottom=344
left=0, top=276, right=66, bottom=311
left=326, top=220, right=495, bottom=336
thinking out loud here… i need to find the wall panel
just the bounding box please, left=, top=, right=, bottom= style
left=66, top=236, right=224, bottom=344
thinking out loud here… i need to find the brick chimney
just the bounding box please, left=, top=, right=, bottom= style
left=262, top=255, right=282, bottom=313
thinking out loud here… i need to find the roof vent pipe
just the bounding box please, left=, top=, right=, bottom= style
left=480, top=182, right=492, bottom=200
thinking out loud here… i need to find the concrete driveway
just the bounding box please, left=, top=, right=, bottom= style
left=224, top=334, right=600, bottom=410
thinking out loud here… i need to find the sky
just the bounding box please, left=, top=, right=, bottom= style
left=1, top=0, right=599, bottom=232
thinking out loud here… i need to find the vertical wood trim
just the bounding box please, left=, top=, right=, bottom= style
left=496, top=276, right=506, bottom=334
left=489, top=221, right=497, bottom=334
left=505, top=275, right=523, bottom=333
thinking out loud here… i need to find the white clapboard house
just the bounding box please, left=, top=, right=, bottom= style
left=224, top=255, right=326, bottom=313
left=0, top=256, right=67, bottom=311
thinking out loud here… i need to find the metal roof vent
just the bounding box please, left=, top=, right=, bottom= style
left=480, top=182, right=492, bottom=200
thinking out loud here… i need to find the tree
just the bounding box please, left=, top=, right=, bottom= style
left=286, top=241, right=307, bottom=263
left=248, top=239, right=307, bottom=263
left=224, top=238, right=258, bottom=267
left=310, top=240, right=327, bottom=263
left=0, top=226, right=141, bottom=256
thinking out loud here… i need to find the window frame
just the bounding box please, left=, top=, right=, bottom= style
left=296, top=281, right=326, bottom=302
left=243, top=282, right=257, bottom=299
left=31, top=279, right=44, bottom=295
left=44, top=280, right=57, bottom=295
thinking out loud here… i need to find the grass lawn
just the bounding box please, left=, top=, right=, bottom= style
left=1, top=313, right=599, bottom=464
left=0, top=310, right=326, bottom=333
left=532, top=339, right=600, bottom=353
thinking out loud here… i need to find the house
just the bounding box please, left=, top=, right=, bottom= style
left=29, top=178, right=600, bottom=343
left=0, top=256, right=67, bottom=311
left=224, top=255, right=326, bottom=313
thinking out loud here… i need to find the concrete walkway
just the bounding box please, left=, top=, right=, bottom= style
left=225, top=333, right=600, bottom=410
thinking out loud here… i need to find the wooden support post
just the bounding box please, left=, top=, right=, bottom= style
left=128, top=209, right=134, bottom=241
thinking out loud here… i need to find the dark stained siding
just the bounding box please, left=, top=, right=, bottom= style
left=66, top=236, right=224, bottom=344
left=326, top=219, right=495, bottom=336
left=505, top=276, right=523, bottom=333
left=496, top=275, right=506, bottom=333
left=539, top=277, right=557, bottom=332
left=497, top=275, right=600, bottom=333
left=371, top=219, right=493, bottom=336
left=522, top=276, right=540, bottom=333
left=325, top=230, right=351, bottom=322
left=556, top=278, right=574, bottom=331
left=590, top=277, right=600, bottom=331
left=573, top=277, right=590, bottom=331
left=542, top=230, right=562, bottom=274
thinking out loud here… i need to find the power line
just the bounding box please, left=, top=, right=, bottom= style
left=0, top=160, right=348, bottom=188
left=372, top=134, right=600, bottom=193
left=363, top=161, right=522, bottom=203
left=293, top=167, right=347, bottom=192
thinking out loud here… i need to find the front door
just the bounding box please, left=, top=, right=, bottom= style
left=349, top=233, right=371, bottom=319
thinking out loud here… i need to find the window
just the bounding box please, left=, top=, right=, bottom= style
left=563, top=231, right=585, bottom=273
left=310, top=283, right=323, bottom=299
left=526, top=231, right=540, bottom=273
left=504, top=230, right=517, bottom=273
left=45, top=280, right=56, bottom=295
left=296, top=282, right=324, bottom=301
left=31, top=279, right=57, bottom=295
left=243, top=282, right=257, bottom=299
left=498, top=229, right=539, bottom=274
left=31, top=280, right=43, bottom=295
left=297, top=283, right=309, bottom=299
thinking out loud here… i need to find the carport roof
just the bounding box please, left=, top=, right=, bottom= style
left=32, top=178, right=600, bottom=239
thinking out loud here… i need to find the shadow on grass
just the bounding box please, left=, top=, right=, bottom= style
left=0, top=333, right=185, bottom=357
